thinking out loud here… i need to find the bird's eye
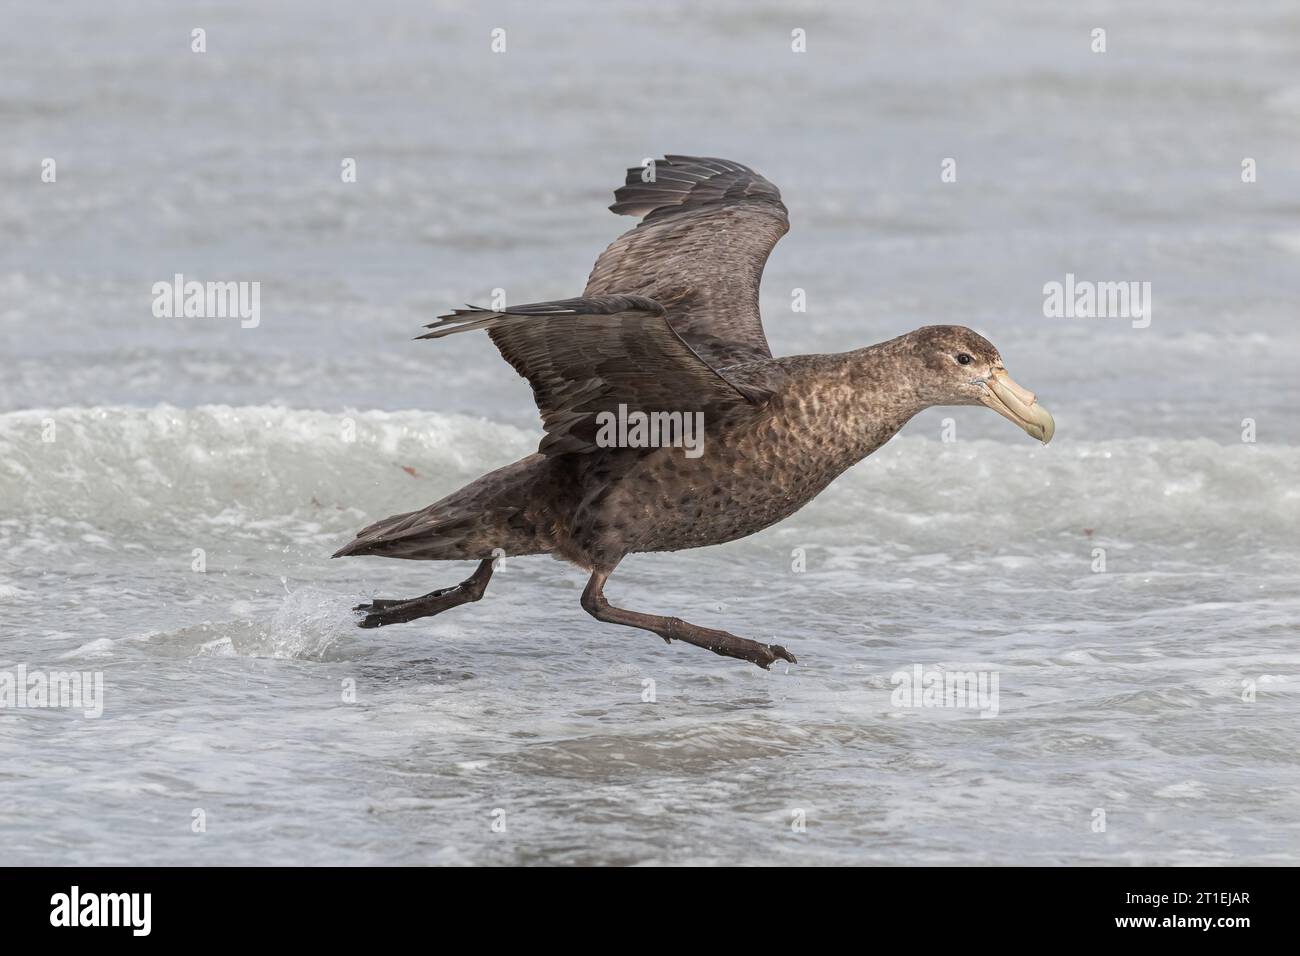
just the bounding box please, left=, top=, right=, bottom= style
left=956, top=353, right=974, bottom=365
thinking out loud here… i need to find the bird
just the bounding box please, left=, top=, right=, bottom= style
left=334, top=155, right=1054, bottom=669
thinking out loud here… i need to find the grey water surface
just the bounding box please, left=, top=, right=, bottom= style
left=2, top=0, right=1298, bottom=864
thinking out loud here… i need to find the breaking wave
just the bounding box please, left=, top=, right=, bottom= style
left=1, top=405, right=1296, bottom=550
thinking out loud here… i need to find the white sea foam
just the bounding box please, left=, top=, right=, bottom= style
left=2, top=405, right=1295, bottom=548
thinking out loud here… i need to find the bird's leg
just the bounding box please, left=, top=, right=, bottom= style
left=580, top=568, right=797, bottom=670
left=354, top=559, right=494, bottom=629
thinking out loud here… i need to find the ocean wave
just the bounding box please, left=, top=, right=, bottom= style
left=1, top=405, right=1296, bottom=548
left=0, top=404, right=532, bottom=530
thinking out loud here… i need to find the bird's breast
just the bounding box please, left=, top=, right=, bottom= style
left=574, top=398, right=897, bottom=556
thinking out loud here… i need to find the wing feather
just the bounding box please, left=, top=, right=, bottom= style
left=419, top=294, right=771, bottom=456
left=586, top=155, right=789, bottom=368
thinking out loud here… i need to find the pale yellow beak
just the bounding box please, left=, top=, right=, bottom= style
left=980, top=368, right=1055, bottom=444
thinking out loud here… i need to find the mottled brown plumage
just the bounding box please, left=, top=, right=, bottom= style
left=336, top=156, right=1055, bottom=668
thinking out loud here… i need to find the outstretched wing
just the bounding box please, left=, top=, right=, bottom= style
left=584, top=155, right=789, bottom=368
left=419, top=295, right=771, bottom=456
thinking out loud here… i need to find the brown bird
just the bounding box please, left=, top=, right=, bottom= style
left=334, top=155, right=1055, bottom=668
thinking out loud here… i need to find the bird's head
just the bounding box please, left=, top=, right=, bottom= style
left=899, top=325, right=1055, bottom=443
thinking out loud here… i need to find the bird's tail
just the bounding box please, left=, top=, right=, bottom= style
left=333, top=508, right=525, bottom=561
left=333, top=454, right=557, bottom=562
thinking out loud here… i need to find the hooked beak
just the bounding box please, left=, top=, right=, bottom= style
left=978, top=368, right=1055, bottom=444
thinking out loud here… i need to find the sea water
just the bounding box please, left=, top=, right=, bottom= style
left=2, top=0, right=1298, bottom=864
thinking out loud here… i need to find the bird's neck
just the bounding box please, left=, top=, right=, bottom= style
left=781, top=348, right=931, bottom=466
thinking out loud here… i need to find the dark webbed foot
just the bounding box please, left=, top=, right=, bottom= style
left=354, top=584, right=459, bottom=614
left=356, top=589, right=463, bottom=628
left=710, top=634, right=796, bottom=670
left=353, top=597, right=408, bottom=612
left=580, top=567, right=799, bottom=670
left=657, top=617, right=797, bottom=669
left=762, top=643, right=798, bottom=668
left=354, top=561, right=493, bottom=629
